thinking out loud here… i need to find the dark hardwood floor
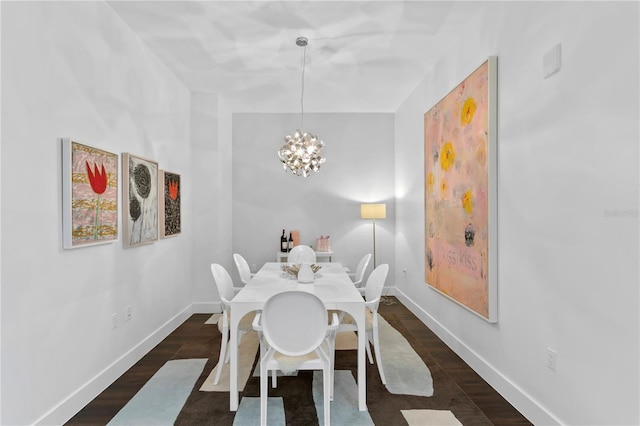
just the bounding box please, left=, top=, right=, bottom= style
left=66, top=297, right=532, bottom=425
left=378, top=298, right=531, bottom=425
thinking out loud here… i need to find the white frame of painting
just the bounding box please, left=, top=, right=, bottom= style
left=122, top=152, right=159, bottom=248
left=424, top=56, right=498, bottom=323
left=158, top=169, right=181, bottom=239
left=62, top=138, right=119, bottom=249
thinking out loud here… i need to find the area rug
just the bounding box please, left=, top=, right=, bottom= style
left=232, top=370, right=374, bottom=426
left=401, top=409, right=463, bottom=425
left=335, top=330, right=358, bottom=350
left=313, top=370, right=374, bottom=425
left=232, top=397, right=285, bottom=426
left=202, top=313, right=432, bottom=397
left=107, top=358, right=206, bottom=425
left=200, top=331, right=260, bottom=392
left=205, top=313, right=221, bottom=325
left=378, top=314, right=434, bottom=396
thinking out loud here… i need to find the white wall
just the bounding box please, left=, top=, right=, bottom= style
left=199, top=96, right=235, bottom=287
left=2, top=2, right=638, bottom=425
left=1, top=2, right=194, bottom=424
left=394, top=2, right=639, bottom=425
left=231, top=113, right=396, bottom=283
left=190, top=92, right=229, bottom=311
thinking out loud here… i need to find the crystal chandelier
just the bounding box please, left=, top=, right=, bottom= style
left=278, top=37, right=325, bottom=177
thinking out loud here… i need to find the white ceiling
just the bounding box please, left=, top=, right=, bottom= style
left=107, top=1, right=485, bottom=113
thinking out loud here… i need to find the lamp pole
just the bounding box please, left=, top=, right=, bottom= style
left=372, top=218, right=378, bottom=269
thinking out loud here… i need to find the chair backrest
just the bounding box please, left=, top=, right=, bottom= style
left=210, top=263, right=235, bottom=305
left=261, top=291, right=328, bottom=357
left=287, top=245, right=316, bottom=264
left=364, top=264, right=389, bottom=309
left=233, top=253, right=252, bottom=285
left=353, top=253, right=372, bottom=285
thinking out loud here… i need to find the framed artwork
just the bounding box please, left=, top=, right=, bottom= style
left=122, top=153, right=159, bottom=248
left=62, top=139, right=118, bottom=249
left=424, top=56, right=498, bottom=322
left=159, top=170, right=181, bottom=238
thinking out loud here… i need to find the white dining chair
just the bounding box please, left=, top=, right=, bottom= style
left=233, top=253, right=255, bottom=286
left=337, top=263, right=389, bottom=384
left=252, top=291, right=339, bottom=426
left=287, top=245, right=316, bottom=264
left=210, top=263, right=255, bottom=385
left=348, top=253, right=372, bottom=288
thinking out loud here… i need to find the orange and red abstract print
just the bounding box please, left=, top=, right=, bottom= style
left=160, top=170, right=181, bottom=238
left=424, top=57, right=498, bottom=322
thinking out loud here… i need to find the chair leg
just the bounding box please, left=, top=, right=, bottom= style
left=372, top=327, right=386, bottom=385
left=323, top=366, right=331, bottom=426
left=213, top=328, right=228, bottom=385
left=329, top=338, right=336, bottom=401
left=260, top=361, right=268, bottom=426
left=258, top=335, right=278, bottom=388
left=365, top=338, right=374, bottom=364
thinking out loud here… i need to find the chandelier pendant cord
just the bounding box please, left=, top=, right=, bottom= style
left=300, top=44, right=306, bottom=129
left=277, top=36, right=325, bottom=177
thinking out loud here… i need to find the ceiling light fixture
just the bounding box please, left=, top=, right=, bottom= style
left=277, top=36, right=325, bottom=177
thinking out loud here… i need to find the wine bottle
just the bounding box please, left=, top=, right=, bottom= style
left=280, top=229, right=288, bottom=253
left=288, top=232, right=293, bottom=252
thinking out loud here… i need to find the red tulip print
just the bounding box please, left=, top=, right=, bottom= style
left=86, top=162, right=107, bottom=195
left=168, top=180, right=179, bottom=201
left=86, top=161, right=108, bottom=239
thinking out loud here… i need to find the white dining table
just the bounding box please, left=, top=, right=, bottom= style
left=229, top=262, right=367, bottom=411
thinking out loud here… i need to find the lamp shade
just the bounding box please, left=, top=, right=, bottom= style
left=360, top=203, right=386, bottom=220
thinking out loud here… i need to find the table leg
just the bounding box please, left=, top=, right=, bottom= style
left=230, top=311, right=239, bottom=411
left=356, top=307, right=367, bottom=410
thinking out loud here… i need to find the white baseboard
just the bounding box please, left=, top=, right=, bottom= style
left=393, top=287, right=562, bottom=426
left=191, top=301, right=222, bottom=314
left=35, top=305, right=194, bottom=426
left=383, top=286, right=397, bottom=297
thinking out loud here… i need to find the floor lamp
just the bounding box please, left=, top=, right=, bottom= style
left=361, top=203, right=386, bottom=269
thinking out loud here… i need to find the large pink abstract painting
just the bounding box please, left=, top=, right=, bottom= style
left=62, top=139, right=118, bottom=248
left=424, top=57, right=498, bottom=322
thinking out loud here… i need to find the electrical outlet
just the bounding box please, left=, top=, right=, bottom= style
left=112, top=313, right=118, bottom=329
left=546, top=348, right=557, bottom=371
left=126, top=305, right=132, bottom=321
